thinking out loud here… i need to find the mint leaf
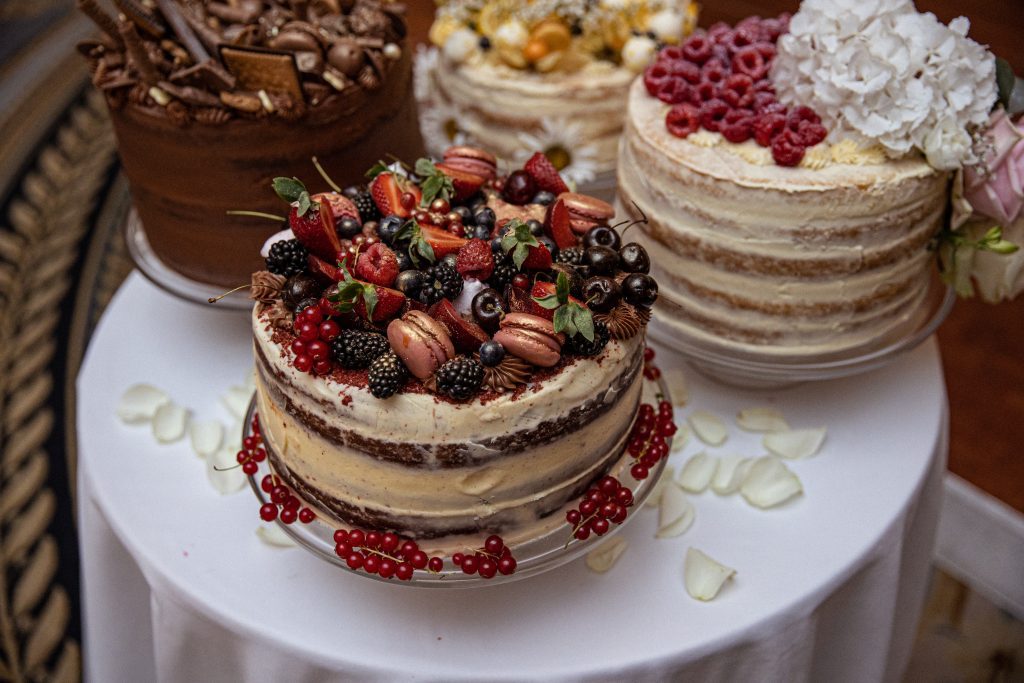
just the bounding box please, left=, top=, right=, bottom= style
left=395, top=220, right=436, bottom=266
left=571, top=303, right=595, bottom=342
left=555, top=271, right=569, bottom=304
left=362, top=283, right=378, bottom=321
left=365, top=160, right=390, bottom=180
left=272, top=177, right=305, bottom=203
left=512, top=243, right=529, bottom=269
left=501, top=219, right=541, bottom=270
left=553, top=305, right=574, bottom=336
left=532, top=293, right=561, bottom=310
left=414, top=158, right=454, bottom=206
left=415, top=157, right=437, bottom=177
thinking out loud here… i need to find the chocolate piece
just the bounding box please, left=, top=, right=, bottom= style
left=480, top=354, right=532, bottom=392
left=118, top=20, right=161, bottom=85
left=269, top=30, right=320, bottom=53
left=113, top=0, right=166, bottom=38
left=221, top=46, right=304, bottom=102
left=250, top=271, right=286, bottom=303
left=154, top=0, right=210, bottom=63
left=219, top=90, right=262, bottom=113
left=595, top=304, right=647, bottom=340
left=157, top=81, right=220, bottom=107
left=76, top=0, right=124, bottom=48
left=294, top=50, right=323, bottom=74
left=356, top=64, right=381, bottom=91
left=207, top=0, right=263, bottom=24
left=328, top=39, right=364, bottom=77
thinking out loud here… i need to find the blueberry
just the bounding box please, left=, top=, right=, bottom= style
left=479, top=340, right=505, bottom=367
left=526, top=219, right=544, bottom=236
left=621, top=273, right=658, bottom=308
left=466, top=193, right=488, bottom=212
left=490, top=236, right=504, bottom=253
left=440, top=253, right=458, bottom=270
left=583, top=225, right=621, bottom=251
left=453, top=205, right=473, bottom=225
left=532, top=191, right=556, bottom=205
left=584, top=246, right=620, bottom=275
left=474, top=206, right=496, bottom=231
left=341, top=185, right=363, bottom=199
left=395, top=249, right=413, bottom=271
left=537, top=234, right=558, bottom=260
left=337, top=216, right=361, bottom=239
left=472, top=224, right=492, bottom=241
left=395, top=270, right=428, bottom=297
left=378, top=215, right=404, bottom=246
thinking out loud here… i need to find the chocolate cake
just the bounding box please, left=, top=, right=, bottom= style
left=78, top=0, right=425, bottom=289
left=246, top=145, right=661, bottom=538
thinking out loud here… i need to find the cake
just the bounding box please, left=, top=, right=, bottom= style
left=246, top=144, right=663, bottom=540
left=78, top=0, right=425, bottom=289
left=617, top=3, right=1001, bottom=360
left=415, top=0, right=697, bottom=194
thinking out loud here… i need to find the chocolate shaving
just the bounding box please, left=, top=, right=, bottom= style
left=595, top=304, right=648, bottom=340
left=181, top=9, right=224, bottom=57
left=250, top=271, right=286, bottom=303
left=194, top=106, right=232, bottom=125
left=356, top=64, right=380, bottom=90
left=76, top=0, right=124, bottom=48
left=119, top=19, right=161, bottom=84
left=113, top=0, right=166, bottom=38
left=97, top=72, right=138, bottom=91
left=166, top=100, right=191, bottom=127
left=157, top=80, right=221, bottom=107
left=264, top=300, right=294, bottom=330
left=207, top=1, right=263, bottom=24
left=127, top=83, right=151, bottom=106
left=220, top=90, right=262, bottom=112
left=154, top=0, right=210, bottom=64
left=479, top=355, right=532, bottom=392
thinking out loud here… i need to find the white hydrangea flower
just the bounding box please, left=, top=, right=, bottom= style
left=773, top=0, right=997, bottom=170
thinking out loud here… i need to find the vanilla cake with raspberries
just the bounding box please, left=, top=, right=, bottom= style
left=617, top=3, right=998, bottom=358
left=249, top=145, right=660, bottom=539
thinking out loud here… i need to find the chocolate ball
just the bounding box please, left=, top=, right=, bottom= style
left=329, top=40, right=364, bottom=77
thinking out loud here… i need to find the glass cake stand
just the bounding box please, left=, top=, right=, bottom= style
left=125, top=209, right=254, bottom=310
left=243, top=374, right=672, bottom=588
left=647, top=276, right=955, bottom=389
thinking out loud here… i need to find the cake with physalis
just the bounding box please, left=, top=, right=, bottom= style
left=248, top=145, right=663, bottom=541
left=618, top=0, right=1001, bottom=358
left=416, top=0, right=697, bottom=194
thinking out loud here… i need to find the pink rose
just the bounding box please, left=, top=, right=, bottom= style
left=963, top=109, right=1024, bottom=225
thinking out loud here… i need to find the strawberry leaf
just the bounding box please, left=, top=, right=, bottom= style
left=555, top=271, right=569, bottom=303
left=361, top=283, right=378, bottom=321
left=414, top=158, right=455, bottom=207
left=328, top=262, right=378, bottom=319
left=272, top=177, right=314, bottom=216
left=394, top=219, right=436, bottom=266
left=570, top=302, right=595, bottom=342
left=500, top=219, right=541, bottom=270
left=533, top=293, right=561, bottom=310
left=553, top=305, right=575, bottom=337
left=365, top=160, right=390, bottom=180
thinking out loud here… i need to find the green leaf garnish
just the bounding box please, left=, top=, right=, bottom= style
left=413, top=157, right=455, bottom=207
left=328, top=262, right=378, bottom=320
left=995, top=57, right=1015, bottom=112
left=272, top=177, right=315, bottom=217
left=532, top=271, right=595, bottom=342
left=500, top=219, right=541, bottom=270
left=364, top=160, right=390, bottom=180
left=394, top=219, right=437, bottom=266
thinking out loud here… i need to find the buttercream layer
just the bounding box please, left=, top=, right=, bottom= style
left=618, top=79, right=948, bottom=356
left=253, top=308, right=644, bottom=537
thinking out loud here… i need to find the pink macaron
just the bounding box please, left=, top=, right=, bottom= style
left=386, top=310, right=455, bottom=380
left=493, top=313, right=565, bottom=368
left=443, top=146, right=498, bottom=181
left=558, top=192, right=615, bottom=234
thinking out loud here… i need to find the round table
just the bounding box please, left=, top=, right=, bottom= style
left=77, top=273, right=948, bottom=682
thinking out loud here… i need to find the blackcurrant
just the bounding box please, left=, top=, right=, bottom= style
left=478, top=340, right=506, bottom=367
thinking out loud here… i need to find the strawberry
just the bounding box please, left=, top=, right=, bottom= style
left=420, top=225, right=468, bottom=259
left=313, top=192, right=361, bottom=226
left=505, top=284, right=533, bottom=314
left=355, top=243, right=399, bottom=287
left=354, top=285, right=406, bottom=323
left=545, top=198, right=576, bottom=250
left=273, top=177, right=343, bottom=261
left=434, top=163, right=486, bottom=201
left=307, top=254, right=345, bottom=283
left=428, top=299, right=490, bottom=352
left=370, top=172, right=420, bottom=218
left=455, top=239, right=495, bottom=281
left=498, top=218, right=552, bottom=271
left=529, top=280, right=584, bottom=320
left=524, top=152, right=569, bottom=195
left=522, top=242, right=552, bottom=270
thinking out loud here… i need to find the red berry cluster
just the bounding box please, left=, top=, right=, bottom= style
left=291, top=305, right=341, bottom=375
left=451, top=534, right=517, bottom=578
left=565, top=476, right=635, bottom=541
left=627, top=400, right=677, bottom=481
left=642, top=345, right=661, bottom=381
left=236, top=434, right=267, bottom=476
left=409, top=197, right=469, bottom=238
left=333, top=528, right=446, bottom=581
left=259, top=473, right=317, bottom=525
left=643, top=14, right=827, bottom=167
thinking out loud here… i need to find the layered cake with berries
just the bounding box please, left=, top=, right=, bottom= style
left=78, top=0, right=424, bottom=289
left=416, top=0, right=696, bottom=192
left=249, top=146, right=660, bottom=538
left=617, top=3, right=997, bottom=358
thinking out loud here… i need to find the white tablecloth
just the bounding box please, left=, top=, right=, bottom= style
left=78, top=273, right=948, bottom=682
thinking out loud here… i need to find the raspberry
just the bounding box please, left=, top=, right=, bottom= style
left=727, top=26, right=758, bottom=52
left=793, top=120, right=828, bottom=146
left=681, top=34, right=712, bottom=64
left=771, top=129, right=806, bottom=167
left=754, top=79, right=776, bottom=94
left=754, top=112, right=788, bottom=147
left=707, top=22, right=731, bottom=44
left=753, top=92, right=783, bottom=114
left=354, top=243, right=399, bottom=287
left=666, top=103, right=700, bottom=138
left=732, top=46, right=768, bottom=80
left=696, top=81, right=718, bottom=102
left=660, top=45, right=685, bottom=61
left=787, top=105, right=822, bottom=127
left=643, top=62, right=672, bottom=96
left=756, top=42, right=777, bottom=61
left=700, top=60, right=727, bottom=84
left=669, top=60, right=701, bottom=84
left=721, top=73, right=755, bottom=108
left=655, top=77, right=693, bottom=104
left=762, top=17, right=786, bottom=42
left=721, top=110, right=754, bottom=143
left=699, top=99, right=730, bottom=132
left=455, top=238, right=495, bottom=281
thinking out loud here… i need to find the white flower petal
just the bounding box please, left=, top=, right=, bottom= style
left=644, top=466, right=676, bottom=509
left=664, top=366, right=689, bottom=406
left=688, top=410, right=728, bottom=446
left=585, top=537, right=628, bottom=573
left=256, top=524, right=296, bottom=548
left=189, top=420, right=223, bottom=459
left=207, top=446, right=247, bottom=495
left=676, top=452, right=717, bottom=493
left=221, top=386, right=252, bottom=419
left=657, top=483, right=695, bottom=538
left=736, top=407, right=790, bottom=433
left=670, top=425, right=690, bottom=453
left=684, top=547, right=736, bottom=601
left=740, top=456, right=804, bottom=508
left=711, top=456, right=753, bottom=495
left=763, top=428, right=827, bottom=459
left=117, top=384, right=170, bottom=423
left=152, top=403, right=188, bottom=443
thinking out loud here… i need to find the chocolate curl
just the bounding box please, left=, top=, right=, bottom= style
left=207, top=1, right=262, bottom=24
left=154, top=0, right=210, bottom=63
left=180, top=9, right=225, bottom=59
left=290, top=0, right=310, bottom=21
left=118, top=20, right=161, bottom=85
left=112, top=0, right=166, bottom=38
left=76, top=0, right=124, bottom=48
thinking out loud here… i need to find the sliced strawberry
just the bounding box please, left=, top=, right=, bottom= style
left=307, top=254, right=345, bottom=283
left=370, top=172, right=420, bottom=218
left=505, top=284, right=533, bottom=314
left=545, top=198, right=577, bottom=250
left=434, top=163, right=486, bottom=201
left=355, top=243, right=399, bottom=287
left=528, top=280, right=584, bottom=320
left=522, top=243, right=552, bottom=271
left=354, top=284, right=406, bottom=323
left=421, top=225, right=468, bottom=259
left=524, top=152, right=569, bottom=195
left=428, top=299, right=490, bottom=352
left=455, top=239, right=495, bottom=281
left=291, top=202, right=343, bottom=261
left=313, top=192, right=361, bottom=225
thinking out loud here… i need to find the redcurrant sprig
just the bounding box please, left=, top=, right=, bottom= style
left=291, top=305, right=341, bottom=376
left=626, top=398, right=677, bottom=480
left=451, top=534, right=517, bottom=578
left=564, top=475, right=635, bottom=546
left=332, top=528, right=445, bottom=581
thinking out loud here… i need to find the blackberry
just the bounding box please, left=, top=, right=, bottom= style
left=352, top=190, right=380, bottom=223
left=418, top=263, right=463, bottom=305
left=487, top=257, right=517, bottom=292
left=565, top=320, right=610, bottom=357
left=266, top=239, right=308, bottom=277
left=435, top=356, right=484, bottom=400
left=368, top=352, right=407, bottom=399
left=555, top=246, right=584, bottom=266
left=330, top=329, right=390, bottom=369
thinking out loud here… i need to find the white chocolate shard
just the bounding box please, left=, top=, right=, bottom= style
left=117, top=384, right=170, bottom=423
left=644, top=466, right=676, bottom=509
left=684, top=547, right=736, bottom=601
left=221, top=385, right=252, bottom=419
left=740, top=456, right=803, bottom=508
left=736, top=407, right=790, bottom=433
left=586, top=537, right=628, bottom=573
left=688, top=410, right=728, bottom=446
left=664, top=366, right=689, bottom=406
left=763, top=428, right=827, bottom=459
